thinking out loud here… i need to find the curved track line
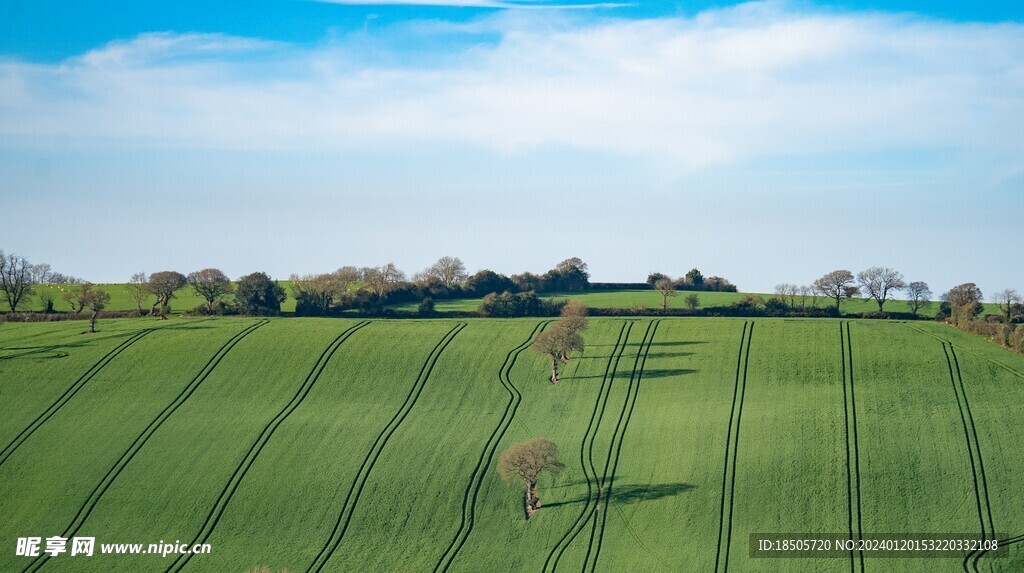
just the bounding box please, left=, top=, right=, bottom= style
left=0, top=328, right=156, bottom=468
left=973, top=534, right=1024, bottom=571
left=544, top=321, right=630, bottom=573
left=433, top=321, right=550, bottom=573
left=589, top=320, right=660, bottom=572
left=307, top=322, right=467, bottom=573
left=714, top=321, right=749, bottom=573
left=166, top=321, right=371, bottom=572
left=24, top=319, right=269, bottom=573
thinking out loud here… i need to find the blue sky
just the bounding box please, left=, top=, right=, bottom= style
left=1, top=0, right=1022, bottom=295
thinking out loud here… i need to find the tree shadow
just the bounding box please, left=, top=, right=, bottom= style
left=648, top=341, right=708, bottom=347
left=545, top=482, right=696, bottom=508
left=641, top=368, right=698, bottom=379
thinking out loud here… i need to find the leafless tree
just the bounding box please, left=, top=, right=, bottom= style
left=497, top=437, right=565, bottom=520
left=813, top=270, right=858, bottom=311
left=531, top=325, right=583, bottom=383
left=0, top=250, right=35, bottom=312
left=993, top=289, right=1022, bottom=323
left=655, top=277, right=677, bottom=310
left=905, top=281, right=932, bottom=317
left=188, top=268, right=234, bottom=313
left=685, top=293, right=700, bottom=310
left=146, top=271, right=188, bottom=318
left=82, top=285, right=111, bottom=334
left=363, top=263, right=405, bottom=298
left=427, top=256, right=468, bottom=287
left=29, top=263, right=53, bottom=284
left=797, top=285, right=813, bottom=309
left=291, top=269, right=356, bottom=314
left=125, top=272, right=149, bottom=315
left=856, top=267, right=906, bottom=312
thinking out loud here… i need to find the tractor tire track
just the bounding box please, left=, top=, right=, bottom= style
left=307, top=322, right=467, bottom=573
left=712, top=321, right=750, bottom=573
left=840, top=322, right=865, bottom=573
left=166, top=320, right=371, bottom=573
left=973, top=534, right=1024, bottom=572
left=0, top=328, right=156, bottom=469
left=716, top=321, right=754, bottom=573
left=544, top=321, right=631, bottom=573
left=433, top=321, right=550, bottom=573
left=23, top=319, right=269, bottom=573
left=587, top=319, right=660, bottom=573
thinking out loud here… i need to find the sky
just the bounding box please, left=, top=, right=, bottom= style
left=1, top=0, right=1022, bottom=295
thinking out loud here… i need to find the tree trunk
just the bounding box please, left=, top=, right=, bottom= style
left=530, top=481, right=540, bottom=509
left=877, top=297, right=884, bottom=312
left=89, top=311, right=98, bottom=333
left=524, top=487, right=535, bottom=520
left=662, top=295, right=667, bottom=311
left=550, top=356, right=559, bottom=383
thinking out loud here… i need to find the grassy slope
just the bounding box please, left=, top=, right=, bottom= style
left=1, top=318, right=1022, bottom=572
left=0, top=282, right=299, bottom=314
left=0, top=318, right=249, bottom=572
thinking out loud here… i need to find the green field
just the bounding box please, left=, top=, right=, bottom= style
left=0, top=283, right=300, bottom=314
left=1, top=317, right=1022, bottom=572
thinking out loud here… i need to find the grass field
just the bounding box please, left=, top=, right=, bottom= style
left=1, top=316, right=1022, bottom=572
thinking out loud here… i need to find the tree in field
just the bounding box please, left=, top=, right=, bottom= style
left=655, top=277, right=677, bottom=310
left=82, top=285, right=111, bottom=334
left=557, top=301, right=589, bottom=361
left=774, top=283, right=798, bottom=308
left=943, top=283, right=984, bottom=326
left=63, top=282, right=94, bottom=313
left=0, top=250, right=35, bottom=312
left=531, top=325, right=584, bottom=383
left=188, top=268, right=234, bottom=313
left=856, top=266, right=905, bottom=312
left=993, top=289, right=1022, bottom=323
left=646, top=272, right=667, bottom=287
left=813, top=270, right=858, bottom=311
left=428, top=256, right=468, bottom=287
left=146, top=271, right=188, bottom=318
left=905, top=281, right=932, bottom=317
left=235, top=272, right=287, bottom=316
left=124, top=272, right=149, bottom=315
left=29, top=263, right=52, bottom=285
left=497, top=437, right=565, bottom=520
left=291, top=271, right=352, bottom=315
left=363, top=263, right=405, bottom=298
left=685, top=293, right=700, bottom=310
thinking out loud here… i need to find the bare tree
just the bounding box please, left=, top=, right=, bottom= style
left=655, top=277, right=677, bottom=310
left=82, top=285, right=111, bottom=334
left=943, top=283, right=984, bottom=326
left=497, top=437, right=565, bottom=520
left=813, top=270, right=858, bottom=311
left=188, top=268, right=234, bottom=313
left=531, top=325, right=583, bottom=383
left=0, top=250, right=35, bottom=312
left=685, top=293, right=700, bottom=310
left=363, top=263, right=405, bottom=298
left=797, top=285, right=812, bottom=309
left=29, top=263, right=53, bottom=285
left=856, top=267, right=905, bottom=312
left=125, top=272, right=149, bottom=315
left=428, top=256, right=468, bottom=287
left=993, top=289, right=1022, bottom=323
left=905, top=281, right=932, bottom=317
left=146, top=271, right=188, bottom=318
left=291, top=269, right=355, bottom=315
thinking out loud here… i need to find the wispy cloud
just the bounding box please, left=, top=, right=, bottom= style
left=1, top=3, right=1022, bottom=174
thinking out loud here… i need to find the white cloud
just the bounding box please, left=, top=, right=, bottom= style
left=1, top=3, right=1023, bottom=173
left=313, top=0, right=629, bottom=9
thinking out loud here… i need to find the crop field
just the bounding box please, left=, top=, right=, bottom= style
left=1, top=317, right=1022, bottom=572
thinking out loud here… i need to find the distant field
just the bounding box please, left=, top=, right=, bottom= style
left=0, top=282, right=299, bottom=314
left=1, top=317, right=1021, bottom=572
left=389, top=289, right=1000, bottom=317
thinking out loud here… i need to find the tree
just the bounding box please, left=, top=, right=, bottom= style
left=655, top=277, right=677, bottom=310
left=291, top=271, right=350, bottom=315
left=646, top=272, right=667, bottom=287
left=465, top=269, right=515, bottom=297
left=531, top=325, right=583, bottom=383
left=813, top=270, right=858, bottom=311
left=496, top=437, right=565, bottom=520
left=685, top=293, right=700, bottom=310
left=146, top=271, right=187, bottom=318
left=188, top=268, right=234, bottom=313
left=856, top=267, right=905, bottom=312
left=685, top=268, right=704, bottom=290
left=125, top=272, right=149, bottom=315
left=993, top=289, right=1022, bottom=323
left=363, top=263, right=405, bottom=298
left=235, top=272, right=287, bottom=316
left=774, top=283, right=798, bottom=308
left=63, top=282, right=93, bottom=313
left=943, top=283, right=983, bottom=326
left=418, top=297, right=435, bottom=316
left=0, top=250, right=35, bottom=312
left=82, top=285, right=111, bottom=334
left=29, top=263, right=53, bottom=285
left=428, top=256, right=468, bottom=287
left=557, top=301, right=589, bottom=361
left=548, top=257, right=590, bottom=291
left=905, top=281, right=932, bottom=317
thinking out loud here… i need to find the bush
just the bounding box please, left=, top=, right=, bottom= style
left=235, top=272, right=286, bottom=316
left=479, top=291, right=564, bottom=317
left=418, top=297, right=435, bottom=316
